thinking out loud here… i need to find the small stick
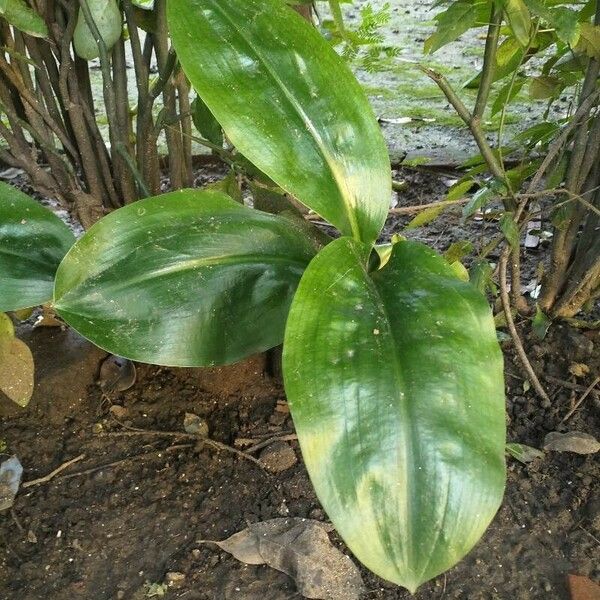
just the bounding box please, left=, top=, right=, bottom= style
left=561, top=376, right=600, bottom=423
left=245, top=434, right=299, bottom=454
left=544, top=375, right=600, bottom=396
left=22, top=454, right=86, bottom=488
left=109, top=426, right=264, bottom=469
left=59, top=444, right=193, bottom=480
left=499, top=247, right=551, bottom=403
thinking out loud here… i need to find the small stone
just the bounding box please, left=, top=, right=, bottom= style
left=309, top=508, right=325, bottom=520
left=183, top=413, right=209, bottom=437
left=116, top=592, right=125, bottom=600
left=191, top=548, right=202, bottom=560
left=92, top=422, right=103, bottom=434
left=27, top=530, right=37, bottom=544
left=569, top=362, right=590, bottom=378
left=166, top=572, right=185, bottom=589
left=109, top=405, right=128, bottom=419
left=259, top=441, right=297, bottom=473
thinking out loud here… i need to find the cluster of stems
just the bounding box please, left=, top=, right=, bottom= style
left=0, top=0, right=192, bottom=229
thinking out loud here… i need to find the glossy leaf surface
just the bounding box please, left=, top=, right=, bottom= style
left=168, top=0, right=390, bottom=245
left=283, top=237, right=506, bottom=592
left=0, top=182, right=75, bottom=312
left=54, top=190, right=320, bottom=366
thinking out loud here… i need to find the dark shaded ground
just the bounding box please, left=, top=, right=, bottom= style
left=1, top=168, right=599, bottom=600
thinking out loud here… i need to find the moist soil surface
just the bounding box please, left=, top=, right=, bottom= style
left=1, top=168, right=599, bottom=600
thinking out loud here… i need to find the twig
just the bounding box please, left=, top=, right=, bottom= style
left=499, top=247, right=551, bottom=403
left=59, top=445, right=193, bottom=480
left=245, top=434, right=299, bottom=454
left=109, top=427, right=265, bottom=469
left=22, top=454, right=86, bottom=488
left=561, top=376, right=600, bottom=423
left=544, top=375, right=599, bottom=396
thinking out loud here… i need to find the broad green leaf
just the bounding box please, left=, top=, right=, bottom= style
left=0, top=0, right=48, bottom=37
left=502, top=0, right=531, bottom=46
left=576, top=22, right=600, bottom=60
left=74, top=0, right=122, bottom=60
left=283, top=237, right=506, bottom=592
left=0, top=336, right=34, bottom=407
left=523, top=1, right=580, bottom=45
left=529, top=75, right=562, bottom=99
left=0, top=182, right=75, bottom=312
left=54, top=189, right=320, bottom=367
left=168, top=0, right=390, bottom=245
left=424, top=1, right=482, bottom=54
left=191, top=94, right=223, bottom=148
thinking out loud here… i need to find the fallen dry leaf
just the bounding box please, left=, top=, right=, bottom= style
left=0, top=338, right=34, bottom=407
left=568, top=574, right=600, bottom=600
left=569, top=363, right=590, bottom=378
left=544, top=431, right=600, bottom=455
left=98, top=355, right=136, bottom=393
left=202, top=518, right=364, bottom=600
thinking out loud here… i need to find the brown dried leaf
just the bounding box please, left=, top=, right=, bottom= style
left=0, top=338, right=34, bottom=407
left=568, top=574, right=600, bottom=600
left=205, top=518, right=364, bottom=600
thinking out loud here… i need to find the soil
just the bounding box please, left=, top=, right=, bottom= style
left=1, top=168, right=599, bottom=600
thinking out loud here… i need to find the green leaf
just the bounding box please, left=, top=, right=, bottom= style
left=470, top=259, right=498, bottom=295
left=576, top=22, right=600, bottom=60
left=529, top=75, right=562, bottom=99
left=445, top=178, right=474, bottom=201
left=500, top=213, right=520, bottom=250
left=491, top=77, right=526, bottom=116
left=283, top=237, right=506, bottom=592
left=506, top=442, right=544, bottom=463
left=444, top=240, right=473, bottom=264
left=502, top=0, right=532, bottom=46
left=168, top=0, right=390, bottom=245
left=0, top=182, right=75, bottom=312
left=0, top=0, right=48, bottom=37
left=532, top=305, right=551, bottom=340
left=462, top=186, right=494, bottom=218
left=405, top=202, right=452, bottom=229
left=132, top=0, right=154, bottom=9
left=191, top=94, right=223, bottom=148
left=424, top=1, right=482, bottom=54
left=523, top=0, right=580, bottom=45
left=54, top=189, right=320, bottom=367
left=74, top=0, right=122, bottom=60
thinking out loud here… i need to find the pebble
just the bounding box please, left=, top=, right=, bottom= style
left=166, top=572, right=186, bottom=589
left=259, top=441, right=297, bottom=473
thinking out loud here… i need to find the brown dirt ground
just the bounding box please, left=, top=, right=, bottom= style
left=0, top=168, right=599, bottom=600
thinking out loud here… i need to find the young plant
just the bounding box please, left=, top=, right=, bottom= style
left=422, top=0, right=600, bottom=320
left=0, top=0, right=506, bottom=591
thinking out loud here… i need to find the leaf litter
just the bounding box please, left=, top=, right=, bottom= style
left=199, top=517, right=365, bottom=599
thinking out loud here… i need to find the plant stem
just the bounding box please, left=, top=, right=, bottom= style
left=474, top=3, right=502, bottom=118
